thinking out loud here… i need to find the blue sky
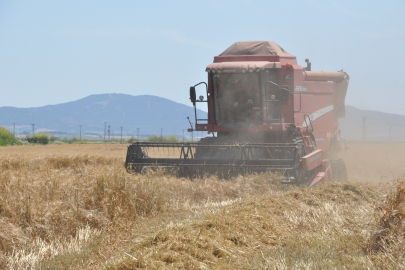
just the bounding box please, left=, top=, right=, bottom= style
left=0, top=0, right=404, bottom=114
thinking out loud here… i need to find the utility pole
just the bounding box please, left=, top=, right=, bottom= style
left=120, top=126, right=123, bottom=143
left=362, top=117, right=367, bottom=142
left=79, top=125, right=82, bottom=140
left=160, top=128, right=163, bottom=140
left=182, top=129, right=185, bottom=141
left=12, top=123, right=15, bottom=136
left=137, top=128, right=140, bottom=140
left=104, top=122, right=107, bottom=141
left=108, top=125, right=111, bottom=140
left=31, top=124, right=35, bottom=135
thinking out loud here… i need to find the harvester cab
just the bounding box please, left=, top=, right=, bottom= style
left=125, top=41, right=349, bottom=186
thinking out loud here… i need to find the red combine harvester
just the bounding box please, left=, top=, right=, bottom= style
left=125, top=41, right=349, bottom=187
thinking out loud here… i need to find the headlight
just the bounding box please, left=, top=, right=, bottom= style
left=248, top=68, right=254, bottom=73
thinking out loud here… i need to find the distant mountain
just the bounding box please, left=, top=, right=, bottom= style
left=339, top=106, right=405, bottom=142
left=1, top=94, right=404, bottom=141
left=0, top=94, right=206, bottom=137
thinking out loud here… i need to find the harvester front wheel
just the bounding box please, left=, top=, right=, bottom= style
left=330, top=158, right=348, bottom=182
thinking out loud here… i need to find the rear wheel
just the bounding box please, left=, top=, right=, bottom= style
left=330, top=158, right=348, bottom=182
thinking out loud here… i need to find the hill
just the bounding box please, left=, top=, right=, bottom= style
left=0, top=94, right=206, bottom=138
left=339, top=106, right=405, bottom=142
left=1, top=94, right=404, bottom=141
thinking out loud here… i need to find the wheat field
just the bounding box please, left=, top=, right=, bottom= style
left=0, top=142, right=404, bottom=269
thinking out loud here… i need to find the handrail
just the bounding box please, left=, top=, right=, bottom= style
left=303, top=114, right=314, bottom=133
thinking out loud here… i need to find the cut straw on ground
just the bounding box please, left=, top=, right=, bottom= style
left=0, top=144, right=403, bottom=269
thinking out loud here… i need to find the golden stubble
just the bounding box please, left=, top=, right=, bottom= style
left=0, top=142, right=403, bottom=269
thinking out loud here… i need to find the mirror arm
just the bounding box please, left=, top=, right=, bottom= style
left=265, top=81, right=294, bottom=95
left=193, top=82, right=208, bottom=94
left=281, top=87, right=295, bottom=95
left=194, top=82, right=209, bottom=101
left=265, top=81, right=280, bottom=89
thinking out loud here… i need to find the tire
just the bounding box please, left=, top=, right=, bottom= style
left=330, top=158, right=348, bottom=182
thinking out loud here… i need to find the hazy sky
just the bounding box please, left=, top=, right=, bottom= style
left=1, top=1, right=404, bottom=114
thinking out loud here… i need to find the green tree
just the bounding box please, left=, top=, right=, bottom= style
left=146, top=135, right=178, bottom=142
left=27, top=133, right=51, bottom=145
left=0, top=127, right=21, bottom=146
left=166, top=135, right=178, bottom=142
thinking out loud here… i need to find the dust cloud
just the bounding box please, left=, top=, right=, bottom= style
left=337, top=142, right=405, bottom=182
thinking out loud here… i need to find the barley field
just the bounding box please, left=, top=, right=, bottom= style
left=0, top=142, right=404, bottom=269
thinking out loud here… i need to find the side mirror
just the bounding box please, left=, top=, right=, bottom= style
left=189, top=86, right=196, bottom=105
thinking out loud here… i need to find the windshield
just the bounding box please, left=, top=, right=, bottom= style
left=212, top=73, right=261, bottom=128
